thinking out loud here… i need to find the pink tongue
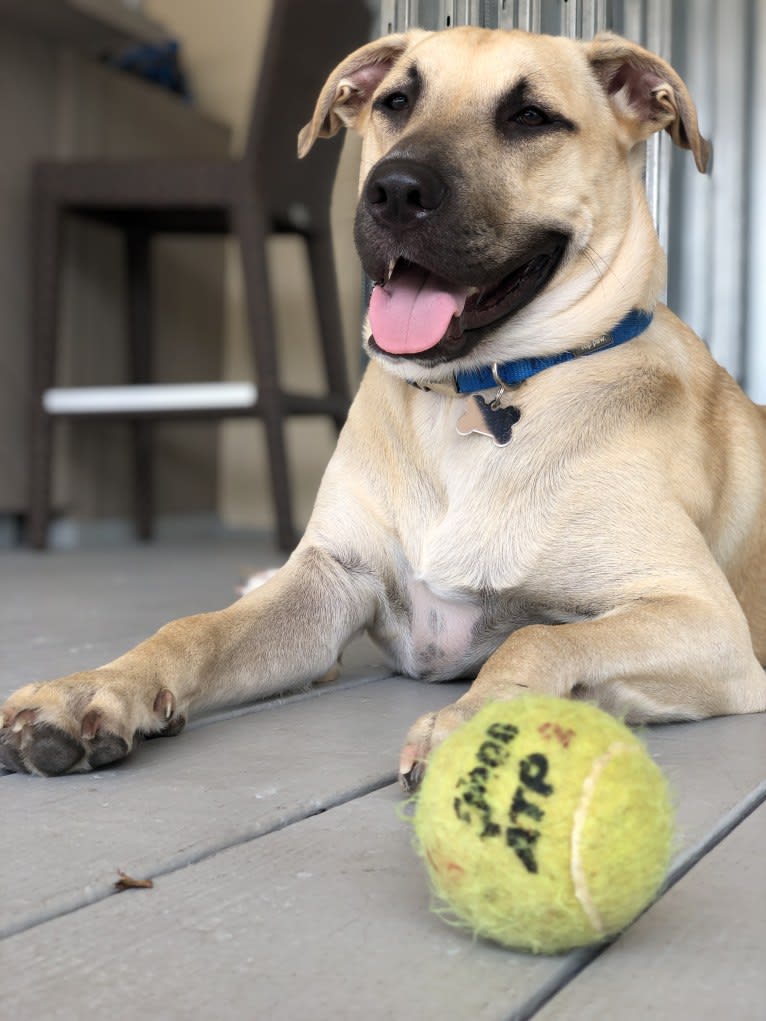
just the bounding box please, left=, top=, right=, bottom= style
left=369, top=264, right=471, bottom=355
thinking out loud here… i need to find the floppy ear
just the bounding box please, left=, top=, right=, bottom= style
left=586, top=32, right=711, bottom=173
left=297, top=32, right=424, bottom=158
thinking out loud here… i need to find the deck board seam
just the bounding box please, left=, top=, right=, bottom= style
left=0, top=774, right=399, bottom=943
left=508, top=779, right=766, bottom=1021
left=186, top=670, right=398, bottom=730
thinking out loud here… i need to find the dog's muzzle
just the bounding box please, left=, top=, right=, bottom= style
left=356, top=156, right=569, bottom=364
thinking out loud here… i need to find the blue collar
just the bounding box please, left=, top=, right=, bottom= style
left=428, top=309, right=653, bottom=395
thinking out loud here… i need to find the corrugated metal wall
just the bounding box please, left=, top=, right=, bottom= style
left=376, top=1, right=765, bottom=400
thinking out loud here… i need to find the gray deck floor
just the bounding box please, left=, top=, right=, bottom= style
left=2, top=535, right=765, bottom=1020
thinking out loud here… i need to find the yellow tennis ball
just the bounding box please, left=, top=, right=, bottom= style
left=412, top=696, right=675, bottom=954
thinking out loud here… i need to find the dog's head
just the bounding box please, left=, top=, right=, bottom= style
left=299, top=28, right=709, bottom=381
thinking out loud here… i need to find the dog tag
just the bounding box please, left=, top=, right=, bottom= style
left=456, top=395, right=521, bottom=446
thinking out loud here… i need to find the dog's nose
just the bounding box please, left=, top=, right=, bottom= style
left=364, top=158, right=447, bottom=230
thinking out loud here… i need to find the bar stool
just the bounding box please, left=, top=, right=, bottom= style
left=28, top=0, right=371, bottom=550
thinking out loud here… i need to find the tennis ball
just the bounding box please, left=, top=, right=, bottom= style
left=412, top=696, right=674, bottom=954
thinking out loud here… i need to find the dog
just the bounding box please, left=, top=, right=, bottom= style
left=3, top=27, right=766, bottom=784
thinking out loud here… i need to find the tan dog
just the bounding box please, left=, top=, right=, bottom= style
left=3, top=27, right=766, bottom=783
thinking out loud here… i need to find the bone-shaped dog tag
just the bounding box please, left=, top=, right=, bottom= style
left=456, top=395, right=521, bottom=447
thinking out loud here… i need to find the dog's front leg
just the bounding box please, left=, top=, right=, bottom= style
left=400, top=594, right=766, bottom=788
left=0, top=545, right=377, bottom=775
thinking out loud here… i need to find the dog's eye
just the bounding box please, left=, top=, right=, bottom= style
left=514, top=106, right=549, bottom=127
left=382, top=91, right=409, bottom=112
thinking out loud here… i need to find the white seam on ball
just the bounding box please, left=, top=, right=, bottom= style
left=570, top=741, right=634, bottom=936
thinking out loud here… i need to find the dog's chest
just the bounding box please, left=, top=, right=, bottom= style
left=388, top=400, right=563, bottom=677
left=402, top=394, right=554, bottom=591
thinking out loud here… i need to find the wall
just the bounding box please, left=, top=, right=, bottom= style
left=144, top=0, right=365, bottom=532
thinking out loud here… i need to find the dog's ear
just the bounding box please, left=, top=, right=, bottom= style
left=586, top=32, right=710, bottom=173
left=298, top=32, right=425, bottom=158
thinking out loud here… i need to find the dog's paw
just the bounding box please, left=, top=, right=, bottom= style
left=398, top=701, right=479, bottom=793
left=0, top=675, right=185, bottom=776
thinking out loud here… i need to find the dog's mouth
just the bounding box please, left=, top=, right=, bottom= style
left=366, top=236, right=568, bottom=363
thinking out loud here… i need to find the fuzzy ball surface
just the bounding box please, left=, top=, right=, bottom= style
left=413, top=696, right=675, bottom=954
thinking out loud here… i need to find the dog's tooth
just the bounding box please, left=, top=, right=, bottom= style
left=386, top=258, right=396, bottom=283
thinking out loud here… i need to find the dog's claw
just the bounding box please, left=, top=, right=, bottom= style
left=399, top=757, right=427, bottom=793
left=150, top=688, right=185, bottom=737
left=12, top=708, right=38, bottom=733
left=399, top=702, right=486, bottom=793
left=398, top=719, right=435, bottom=792
left=153, top=688, right=176, bottom=721
left=80, top=709, right=102, bottom=740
